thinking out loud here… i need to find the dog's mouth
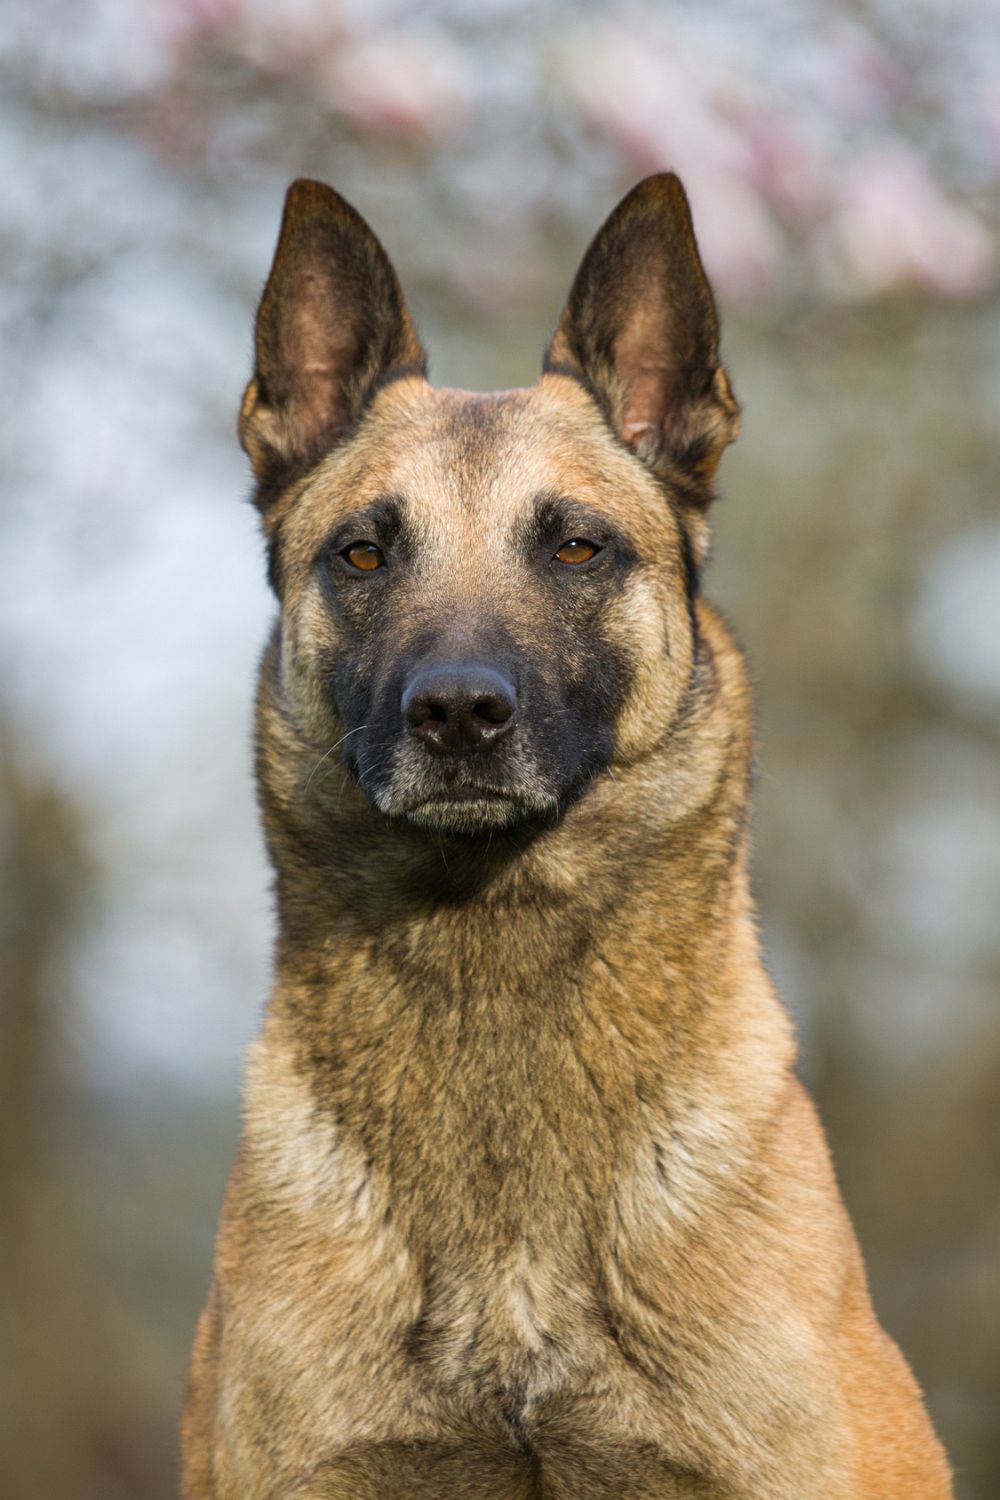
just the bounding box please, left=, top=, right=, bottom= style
left=358, top=746, right=561, bottom=835
left=406, top=788, right=555, bottom=830
left=405, top=791, right=523, bottom=832
left=343, top=703, right=575, bottom=837
left=394, top=784, right=558, bottom=835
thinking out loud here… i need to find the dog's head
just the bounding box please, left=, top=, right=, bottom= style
left=242, top=176, right=739, bottom=837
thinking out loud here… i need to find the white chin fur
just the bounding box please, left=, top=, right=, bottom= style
left=403, top=796, right=529, bottom=834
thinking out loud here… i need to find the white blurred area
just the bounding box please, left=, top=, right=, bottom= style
left=1, top=4, right=998, bottom=1498
left=0, top=130, right=275, bottom=1092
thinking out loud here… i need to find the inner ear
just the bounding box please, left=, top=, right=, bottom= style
left=614, top=298, right=696, bottom=449
left=544, top=173, right=739, bottom=489
left=240, top=179, right=426, bottom=503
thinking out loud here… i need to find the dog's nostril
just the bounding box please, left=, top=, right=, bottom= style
left=473, top=695, right=513, bottom=726
left=404, top=696, right=448, bottom=730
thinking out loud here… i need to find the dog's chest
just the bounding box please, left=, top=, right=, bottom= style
left=246, top=1038, right=849, bottom=1495
left=340, top=1022, right=651, bottom=1401
left=408, top=1235, right=603, bottom=1404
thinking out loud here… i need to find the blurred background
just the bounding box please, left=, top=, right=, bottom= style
left=1, top=1, right=998, bottom=1495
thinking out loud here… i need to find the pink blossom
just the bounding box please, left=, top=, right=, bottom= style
left=156, top=0, right=243, bottom=55
left=829, top=144, right=994, bottom=298
left=684, top=175, right=784, bottom=301
left=805, top=16, right=901, bottom=125
left=234, top=0, right=348, bottom=76
left=742, top=119, right=833, bottom=225
left=562, top=24, right=782, bottom=299
left=563, top=24, right=751, bottom=181
left=317, top=32, right=471, bottom=143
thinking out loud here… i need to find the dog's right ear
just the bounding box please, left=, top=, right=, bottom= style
left=239, top=179, right=426, bottom=502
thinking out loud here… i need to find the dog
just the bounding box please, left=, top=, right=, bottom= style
left=181, top=174, right=952, bottom=1498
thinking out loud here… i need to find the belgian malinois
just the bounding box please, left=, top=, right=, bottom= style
left=181, top=174, right=952, bottom=1498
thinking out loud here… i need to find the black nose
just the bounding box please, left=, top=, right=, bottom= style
left=402, top=663, right=517, bottom=754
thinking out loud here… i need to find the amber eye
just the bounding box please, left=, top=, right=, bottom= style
left=555, top=538, right=600, bottom=566
left=341, top=541, right=385, bottom=572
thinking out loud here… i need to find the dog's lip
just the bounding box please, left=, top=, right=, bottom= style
left=405, top=786, right=519, bottom=807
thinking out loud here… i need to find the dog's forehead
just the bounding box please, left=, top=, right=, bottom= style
left=376, top=378, right=644, bottom=514
left=290, top=376, right=675, bottom=554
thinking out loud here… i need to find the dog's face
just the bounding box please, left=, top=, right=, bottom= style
left=242, top=177, right=740, bottom=837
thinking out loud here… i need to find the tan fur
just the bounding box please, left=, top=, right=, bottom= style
left=181, top=181, right=951, bottom=1499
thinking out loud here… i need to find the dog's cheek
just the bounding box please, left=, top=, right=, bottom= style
left=280, top=588, right=347, bottom=740
left=603, top=570, right=693, bottom=762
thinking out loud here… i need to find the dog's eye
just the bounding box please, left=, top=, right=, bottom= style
left=341, top=541, right=385, bottom=572
left=555, top=538, right=601, bottom=566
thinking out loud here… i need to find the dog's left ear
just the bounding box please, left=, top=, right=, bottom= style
left=240, top=178, right=426, bottom=501
left=544, top=174, right=739, bottom=490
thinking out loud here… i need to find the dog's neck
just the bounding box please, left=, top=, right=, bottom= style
left=249, top=602, right=794, bottom=1243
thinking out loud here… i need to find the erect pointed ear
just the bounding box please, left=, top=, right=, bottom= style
left=544, top=174, right=739, bottom=489
left=239, top=178, right=426, bottom=500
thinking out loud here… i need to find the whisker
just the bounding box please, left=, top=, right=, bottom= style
left=305, top=725, right=368, bottom=792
